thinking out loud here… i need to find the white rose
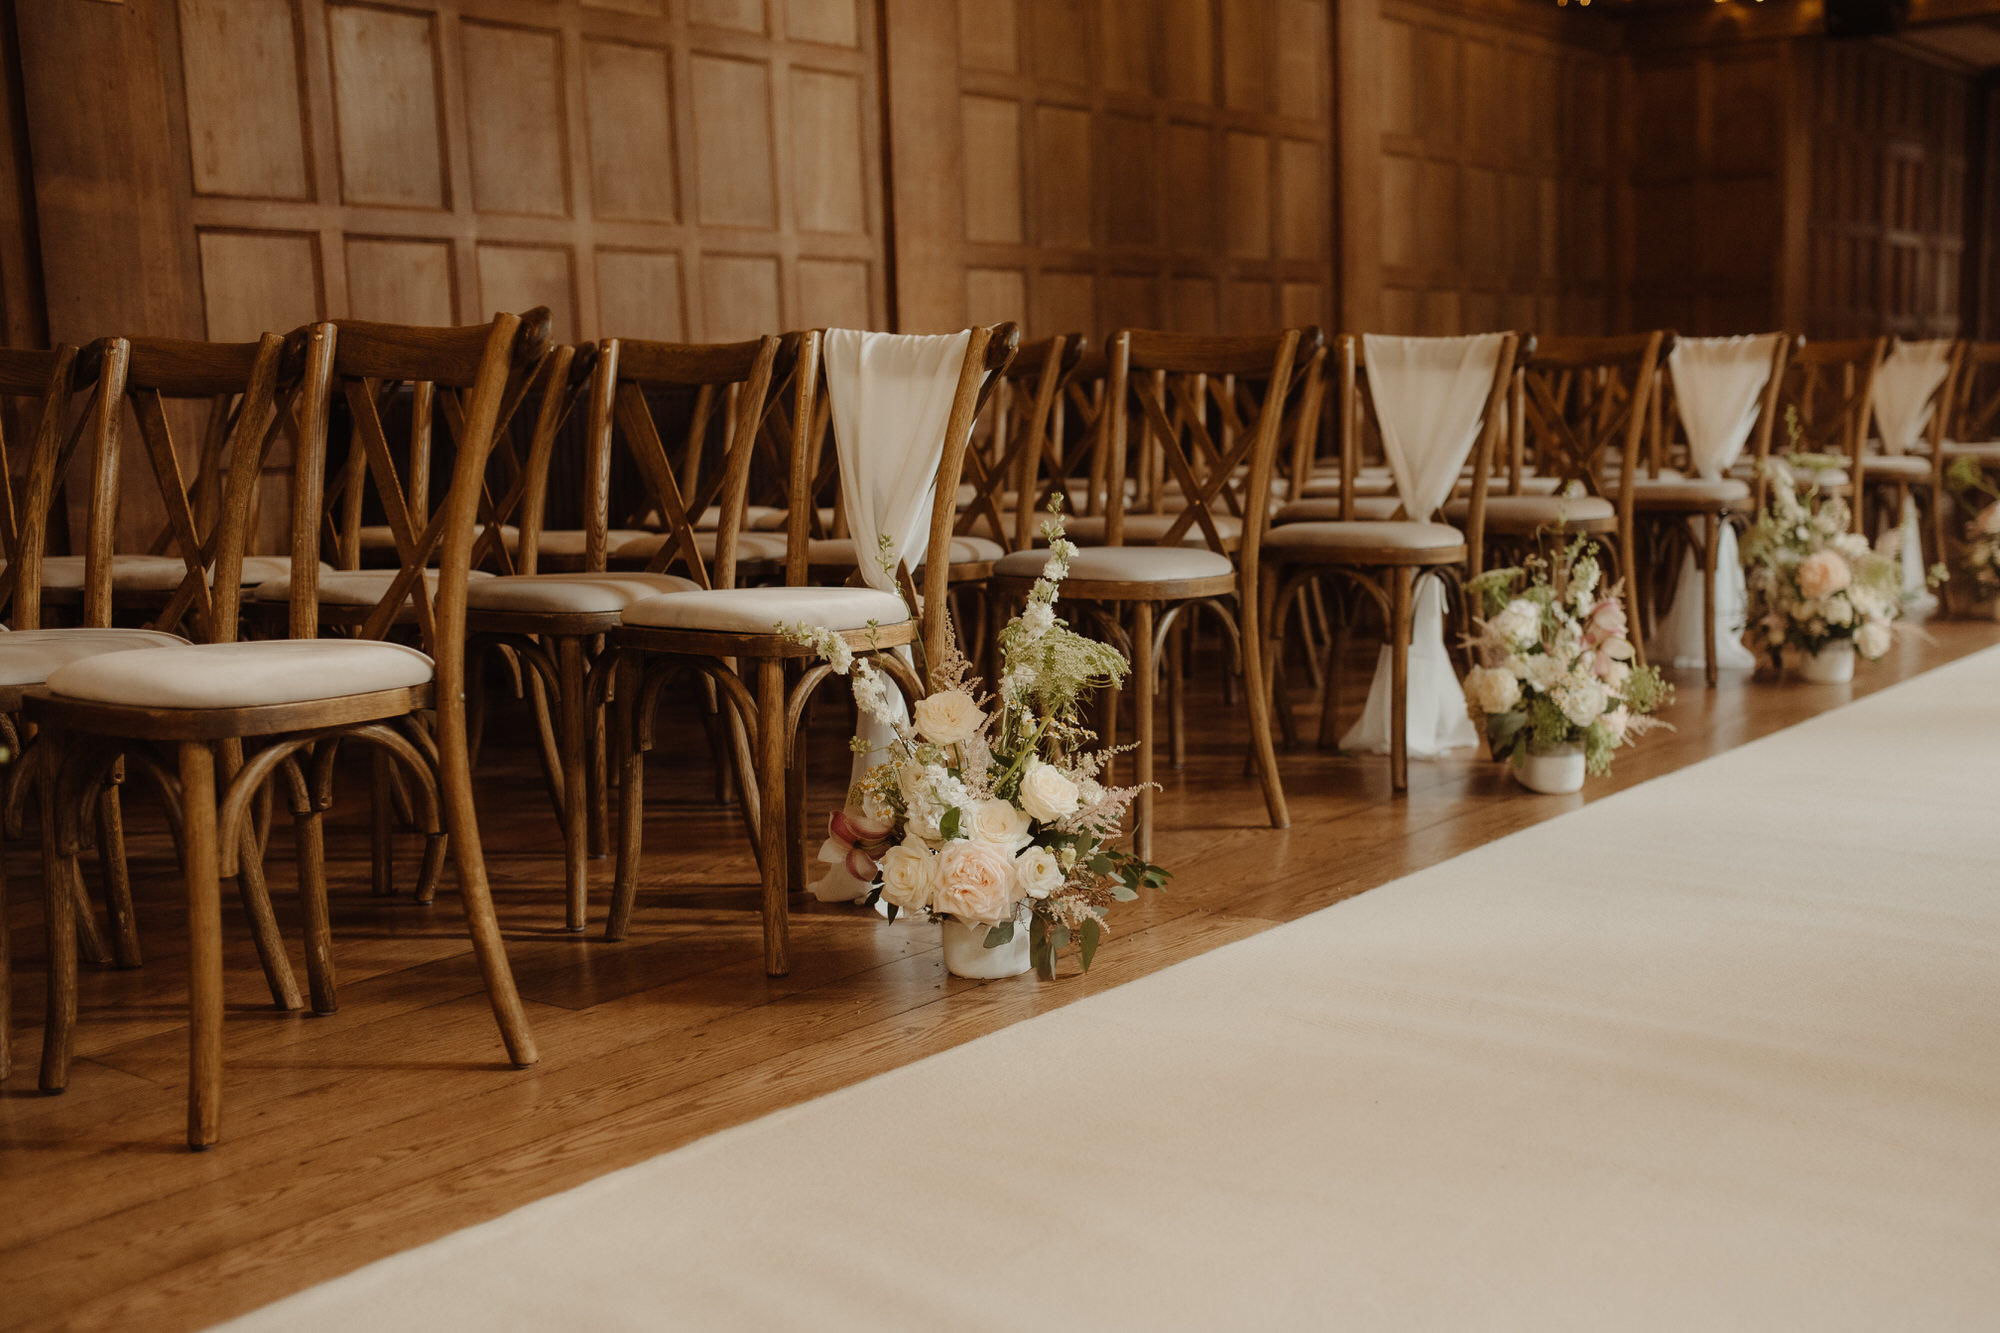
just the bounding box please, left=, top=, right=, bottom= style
left=931, top=839, right=1018, bottom=923
left=1017, top=760, right=1081, bottom=823
left=912, top=688, right=984, bottom=745
left=967, top=798, right=1033, bottom=853
left=878, top=836, right=937, bottom=913
left=1014, top=845, right=1065, bottom=900
left=1823, top=593, right=1854, bottom=627
left=1523, top=653, right=1565, bottom=693
left=1556, top=676, right=1608, bottom=727
left=1601, top=705, right=1631, bottom=742
left=1855, top=620, right=1892, bottom=660
left=1462, top=665, right=1520, bottom=716
left=1488, top=598, right=1541, bottom=651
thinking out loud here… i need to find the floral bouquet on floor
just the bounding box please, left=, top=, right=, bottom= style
left=1462, top=536, right=1671, bottom=790
left=785, top=504, right=1169, bottom=980
left=1741, top=458, right=1903, bottom=674
left=1945, top=455, right=2000, bottom=611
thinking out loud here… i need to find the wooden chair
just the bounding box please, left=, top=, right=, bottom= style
left=1458, top=332, right=1666, bottom=663
left=607, top=324, right=1018, bottom=973
left=1632, top=333, right=1791, bottom=685
left=1772, top=337, right=1886, bottom=523
left=1943, top=341, right=2000, bottom=462
left=467, top=335, right=787, bottom=932
left=24, top=311, right=547, bottom=1148
left=1860, top=338, right=1960, bottom=609
left=1263, top=332, right=1516, bottom=791
left=990, top=328, right=1309, bottom=857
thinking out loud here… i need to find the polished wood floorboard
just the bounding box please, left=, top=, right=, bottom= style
left=3, top=620, right=1995, bottom=1330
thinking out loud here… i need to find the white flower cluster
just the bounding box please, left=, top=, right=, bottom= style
left=1743, top=465, right=1901, bottom=662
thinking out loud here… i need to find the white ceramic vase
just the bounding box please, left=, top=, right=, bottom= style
left=1798, top=640, right=1855, bottom=684
left=1514, top=743, right=1586, bottom=795
left=941, top=917, right=1031, bottom=979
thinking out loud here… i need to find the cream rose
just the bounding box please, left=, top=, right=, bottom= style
left=1017, top=760, right=1081, bottom=823
left=878, top=836, right=938, bottom=913
left=1488, top=598, right=1542, bottom=651
left=1980, top=502, right=2000, bottom=536
left=912, top=688, right=984, bottom=745
left=1014, top=845, right=1064, bottom=900
left=968, top=797, right=1034, bottom=853
left=1796, top=549, right=1851, bottom=600
left=1855, top=619, right=1893, bottom=660
left=932, top=839, right=1017, bottom=923
left=1462, top=665, right=1520, bottom=716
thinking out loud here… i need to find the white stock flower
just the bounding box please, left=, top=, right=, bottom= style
left=967, top=798, right=1034, bottom=853
left=1019, top=603, right=1055, bottom=640
left=913, top=688, right=984, bottom=745
left=1488, top=598, right=1541, bottom=651
left=1856, top=620, right=1893, bottom=660
left=1554, top=675, right=1608, bottom=727
left=1017, top=759, right=1082, bottom=823
left=1462, top=665, right=1521, bottom=716
left=1523, top=653, right=1566, bottom=694
left=1014, top=845, right=1065, bottom=900
left=878, top=836, right=937, bottom=913
left=1823, top=593, right=1854, bottom=627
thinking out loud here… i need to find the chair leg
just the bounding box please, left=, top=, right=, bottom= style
left=1317, top=584, right=1347, bottom=750
left=1620, top=521, right=1647, bottom=671
left=755, top=658, right=790, bottom=977
left=94, top=781, right=140, bottom=969
left=0, top=829, right=10, bottom=1082
left=587, top=675, right=609, bottom=861
left=179, top=740, right=224, bottom=1149
left=1167, top=618, right=1187, bottom=771
left=1242, top=581, right=1290, bottom=830
left=438, top=726, right=537, bottom=1070
left=1132, top=600, right=1156, bottom=862
left=1702, top=511, right=1721, bottom=689
left=785, top=705, right=807, bottom=898
left=1390, top=566, right=1413, bottom=793
left=222, top=741, right=303, bottom=1011
left=607, top=657, right=643, bottom=943
left=557, top=635, right=589, bottom=932
left=293, top=808, right=337, bottom=1015
left=37, top=779, right=78, bottom=1095
left=369, top=748, right=395, bottom=898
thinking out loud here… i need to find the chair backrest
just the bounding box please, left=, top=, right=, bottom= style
left=307, top=310, right=553, bottom=648
left=583, top=332, right=787, bottom=591
left=0, top=343, right=91, bottom=631
left=955, top=333, right=1076, bottom=551
left=1512, top=333, right=1666, bottom=501
left=1345, top=332, right=1517, bottom=528
left=1649, top=333, right=1791, bottom=504
left=1871, top=337, right=1959, bottom=459
left=1103, top=328, right=1312, bottom=569
left=1781, top=336, right=1885, bottom=468
left=1948, top=341, right=2000, bottom=445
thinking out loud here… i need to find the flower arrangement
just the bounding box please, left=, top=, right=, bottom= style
left=786, top=503, right=1169, bottom=979
left=1463, top=536, right=1671, bottom=777
left=1945, top=454, right=2000, bottom=605
left=1740, top=458, right=1902, bottom=666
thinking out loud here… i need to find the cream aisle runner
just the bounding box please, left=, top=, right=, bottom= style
left=226, top=651, right=2000, bottom=1332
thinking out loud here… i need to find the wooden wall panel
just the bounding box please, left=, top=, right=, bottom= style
left=954, top=0, right=1334, bottom=338
left=459, top=21, right=569, bottom=218
left=327, top=4, right=449, bottom=210
left=476, top=243, right=576, bottom=340
left=197, top=229, right=321, bottom=341
left=582, top=39, right=678, bottom=224
left=595, top=250, right=684, bottom=341
left=178, top=0, right=310, bottom=201
left=345, top=237, right=455, bottom=325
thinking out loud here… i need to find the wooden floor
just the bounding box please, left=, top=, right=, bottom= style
left=4, top=618, right=1996, bottom=1331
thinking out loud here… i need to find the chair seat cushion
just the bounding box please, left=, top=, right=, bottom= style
left=1630, top=476, right=1752, bottom=507
left=1444, top=494, right=1616, bottom=527
left=37, top=554, right=192, bottom=592
left=621, top=584, right=910, bottom=635
left=0, top=628, right=190, bottom=688
left=1942, top=439, right=2000, bottom=462
left=1265, top=521, right=1465, bottom=554
left=528, top=528, right=660, bottom=560
left=466, top=572, right=701, bottom=615
left=253, top=568, right=494, bottom=605
left=1062, top=512, right=1244, bottom=547
left=1298, top=473, right=1398, bottom=499
left=806, top=536, right=1004, bottom=567
left=359, top=523, right=516, bottom=554
left=45, top=638, right=434, bottom=709
left=1859, top=453, right=1933, bottom=481
left=611, top=530, right=789, bottom=563
left=1274, top=495, right=1403, bottom=523
left=994, top=544, right=1234, bottom=584
left=1734, top=459, right=1850, bottom=488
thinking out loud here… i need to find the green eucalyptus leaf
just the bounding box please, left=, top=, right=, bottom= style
left=1110, top=882, right=1139, bottom=902
left=939, top=807, right=962, bottom=840
left=984, top=921, right=1014, bottom=948
left=1078, top=916, right=1102, bottom=971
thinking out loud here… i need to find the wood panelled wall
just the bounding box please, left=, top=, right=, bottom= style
left=1373, top=0, right=1616, bottom=337
left=1803, top=38, right=1973, bottom=339
left=19, top=0, right=888, bottom=349
left=949, top=0, right=1334, bottom=339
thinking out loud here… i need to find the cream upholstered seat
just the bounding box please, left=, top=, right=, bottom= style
left=1942, top=439, right=2000, bottom=461
left=1628, top=476, right=1752, bottom=506
left=465, top=571, right=699, bottom=615
left=804, top=535, right=1002, bottom=567
left=1298, top=471, right=1397, bottom=498
left=0, top=628, right=189, bottom=687
left=1264, top=520, right=1464, bottom=554
left=253, top=567, right=494, bottom=604
left=1062, top=512, right=1244, bottom=547
left=1444, top=492, right=1615, bottom=528
left=529, top=528, right=659, bottom=560
left=992, top=543, right=1233, bottom=583
left=1273, top=495, right=1401, bottom=524
left=1859, top=453, right=1933, bottom=481
left=748, top=505, right=830, bottom=532
left=27, top=553, right=331, bottom=591
left=44, top=638, right=434, bottom=710
left=620, top=583, right=908, bottom=635
left=359, top=522, right=516, bottom=559
left=608, top=529, right=789, bottom=563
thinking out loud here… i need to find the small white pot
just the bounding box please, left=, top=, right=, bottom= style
left=1514, top=743, right=1586, bottom=795
left=1797, top=640, right=1855, bottom=684
left=941, top=916, right=1031, bottom=979
left=1986, top=598, right=2000, bottom=623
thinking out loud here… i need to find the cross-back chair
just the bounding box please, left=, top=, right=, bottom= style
left=991, top=327, right=1310, bottom=857
left=608, top=323, right=1018, bottom=974
left=1858, top=338, right=1960, bottom=614
left=25, top=311, right=548, bottom=1149
left=1944, top=341, right=2000, bottom=464
left=1773, top=337, right=1886, bottom=523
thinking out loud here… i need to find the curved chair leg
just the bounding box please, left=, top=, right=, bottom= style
left=36, top=779, right=77, bottom=1093
left=439, top=723, right=537, bottom=1070
left=292, top=806, right=337, bottom=1015
left=1389, top=566, right=1413, bottom=793
left=557, top=635, right=589, bottom=932
left=755, top=657, right=789, bottom=976
left=1620, top=520, right=1648, bottom=671
left=1167, top=617, right=1187, bottom=769
left=1702, top=511, right=1721, bottom=689
left=179, top=740, right=224, bottom=1149
left=1317, top=581, right=1348, bottom=750
left=94, top=780, right=140, bottom=968
left=221, top=741, right=303, bottom=1011
left=1132, top=600, right=1156, bottom=861
left=1240, top=583, right=1289, bottom=831
left=369, top=748, right=396, bottom=898
left=607, top=657, right=643, bottom=943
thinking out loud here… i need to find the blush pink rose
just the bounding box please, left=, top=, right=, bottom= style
left=931, top=840, right=1018, bottom=924
left=1796, top=549, right=1851, bottom=600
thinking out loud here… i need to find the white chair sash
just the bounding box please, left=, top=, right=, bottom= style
left=1648, top=335, right=1780, bottom=671
left=1341, top=334, right=1504, bottom=760
left=814, top=329, right=978, bottom=901
left=1872, top=340, right=1953, bottom=457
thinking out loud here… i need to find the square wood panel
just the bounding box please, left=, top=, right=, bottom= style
left=179, top=0, right=311, bottom=201
left=476, top=243, right=577, bottom=341
left=346, top=236, right=455, bottom=325
left=596, top=250, right=686, bottom=341
left=461, top=21, right=570, bottom=217
left=199, top=229, right=323, bottom=342
left=584, top=40, right=679, bottom=224
left=690, top=55, right=778, bottom=230
left=327, top=4, right=447, bottom=209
